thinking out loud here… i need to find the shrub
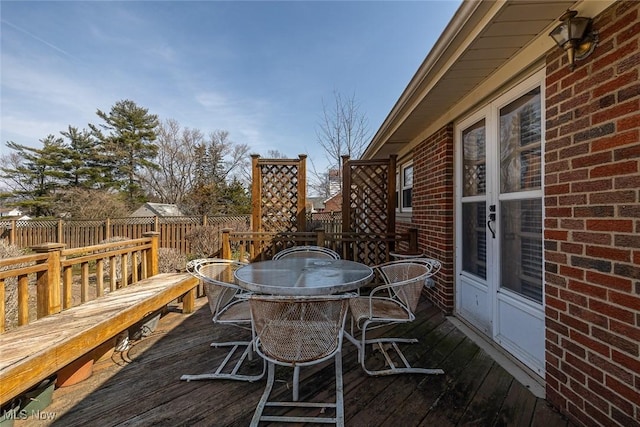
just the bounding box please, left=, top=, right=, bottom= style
left=158, top=248, right=186, bottom=273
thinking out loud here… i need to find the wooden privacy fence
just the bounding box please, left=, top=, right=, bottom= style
left=0, top=215, right=251, bottom=253
left=0, top=233, right=160, bottom=332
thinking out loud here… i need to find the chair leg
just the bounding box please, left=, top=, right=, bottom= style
left=250, top=362, right=276, bottom=427
left=356, top=321, right=444, bottom=377
left=181, top=341, right=265, bottom=382
left=249, top=356, right=345, bottom=425
left=335, top=351, right=345, bottom=427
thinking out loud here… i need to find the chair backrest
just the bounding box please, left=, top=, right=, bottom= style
left=375, top=262, right=430, bottom=313
left=249, top=294, right=352, bottom=365
left=187, top=258, right=247, bottom=316
left=273, top=245, right=340, bottom=260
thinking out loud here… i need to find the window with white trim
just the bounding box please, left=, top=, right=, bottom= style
left=400, top=162, right=413, bottom=212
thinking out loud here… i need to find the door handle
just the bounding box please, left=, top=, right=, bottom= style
left=487, top=205, right=496, bottom=239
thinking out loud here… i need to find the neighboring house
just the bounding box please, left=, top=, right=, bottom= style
left=306, top=197, right=326, bottom=213
left=0, top=207, right=23, bottom=218
left=323, top=191, right=342, bottom=213
left=361, top=1, right=638, bottom=426
left=130, top=203, right=184, bottom=217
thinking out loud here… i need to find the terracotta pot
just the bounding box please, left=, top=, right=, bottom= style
left=57, top=355, right=94, bottom=387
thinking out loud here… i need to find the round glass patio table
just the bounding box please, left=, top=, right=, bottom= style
left=234, top=258, right=373, bottom=296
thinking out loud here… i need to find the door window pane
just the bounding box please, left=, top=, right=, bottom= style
left=462, top=119, right=486, bottom=197
left=462, top=202, right=486, bottom=279
left=500, top=198, right=542, bottom=302
left=500, top=88, right=541, bottom=193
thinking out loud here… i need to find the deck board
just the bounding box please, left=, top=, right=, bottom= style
left=14, top=297, right=573, bottom=427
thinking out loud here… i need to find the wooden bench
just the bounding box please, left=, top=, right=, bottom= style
left=0, top=272, right=199, bottom=406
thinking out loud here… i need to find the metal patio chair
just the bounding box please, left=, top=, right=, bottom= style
left=248, top=294, right=354, bottom=426
left=273, top=245, right=340, bottom=260
left=180, top=258, right=265, bottom=382
left=346, top=260, right=445, bottom=376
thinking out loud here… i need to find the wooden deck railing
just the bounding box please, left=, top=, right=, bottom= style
left=220, top=228, right=418, bottom=265
left=0, top=232, right=159, bottom=332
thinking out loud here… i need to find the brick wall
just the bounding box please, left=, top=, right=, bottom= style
left=400, top=123, right=455, bottom=314
left=544, top=2, right=640, bottom=426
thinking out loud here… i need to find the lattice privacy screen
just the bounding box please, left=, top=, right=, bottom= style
left=342, top=156, right=396, bottom=265
left=251, top=155, right=307, bottom=233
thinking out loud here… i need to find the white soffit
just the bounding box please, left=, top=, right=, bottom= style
left=366, top=0, right=586, bottom=160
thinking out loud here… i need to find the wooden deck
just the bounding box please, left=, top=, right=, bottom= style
left=16, top=297, right=573, bottom=427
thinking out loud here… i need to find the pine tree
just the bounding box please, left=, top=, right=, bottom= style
left=92, top=99, right=159, bottom=209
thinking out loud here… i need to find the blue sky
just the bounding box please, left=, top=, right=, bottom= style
left=1, top=0, right=460, bottom=173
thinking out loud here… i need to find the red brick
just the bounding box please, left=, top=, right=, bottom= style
left=593, top=39, right=639, bottom=71
left=605, top=374, right=640, bottom=405
left=547, top=295, right=568, bottom=311
left=568, top=303, right=609, bottom=328
left=567, top=352, right=605, bottom=383
left=546, top=207, right=572, bottom=218
left=546, top=182, right=571, bottom=195
left=586, top=219, right=634, bottom=232
left=617, top=113, right=640, bottom=131
left=585, top=245, right=631, bottom=263
left=609, top=290, right=640, bottom=311
left=546, top=229, right=569, bottom=241
left=559, top=169, right=589, bottom=183
left=614, top=175, right=640, bottom=189
left=571, top=329, right=611, bottom=357
left=560, top=219, right=584, bottom=230
left=562, top=361, right=588, bottom=385
left=590, top=161, right=638, bottom=178
left=569, top=279, right=607, bottom=299
left=560, top=312, right=590, bottom=334
left=589, top=299, right=636, bottom=324
left=573, top=231, right=612, bottom=245
left=560, top=242, right=583, bottom=254
left=612, top=349, right=640, bottom=377
left=592, top=130, right=640, bottom=152
left=589, top=190, right=637, bottom=204
left=609, top=319, right=640, bottom=342
left=559, top=194, right=587, bottom=206
left=575, top=205, right=616, bottom=218
left=592, top=326, right=639, bottom=356
left=560, top=265, right=585, bottom=280
left=561, top=289, right=588, bottom=307
left=592, top=70, right=639, bottom=99
left=614, top=141, right=640, bottom=161
left=586, top=270, right=633, bottom=292
left=571, top=152, right=612, bottom=169
left=572, top=179, right=613, bottom=193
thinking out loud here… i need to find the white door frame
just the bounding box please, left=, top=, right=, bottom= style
left=454, top=69, right=546, bottom=377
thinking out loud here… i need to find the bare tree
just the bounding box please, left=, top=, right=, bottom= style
left=142, top=119, right=204, bottom=204
left=52, top=188, right=129, bottom=219
left=141, top=120, right=250, bottom=207
left=313, top=91, right=370, bottom=197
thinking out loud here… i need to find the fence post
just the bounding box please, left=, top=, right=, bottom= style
left=57, top=219, right=63, bottom=244
left=221, top=229, right=231, bottom=259
left=143, top=232, right=160, bottom=277
left=154, top=216, right=159, bottom=232
left=10, top=219, right=16, bottom=246
left=31, top=243, right=65, bottom=318
left=202, top=215, right=208, bottom=227
left=408, top=228, right=419, bottom=253
left=105, top=217, right=111, bottom=241
left=315, top=228, right=326, bottom=247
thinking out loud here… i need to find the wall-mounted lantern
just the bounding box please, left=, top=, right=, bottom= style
left=549, top=10, right=598, bottom=71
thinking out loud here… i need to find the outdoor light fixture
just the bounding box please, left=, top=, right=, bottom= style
left=549, top=10, right=598, bottom=71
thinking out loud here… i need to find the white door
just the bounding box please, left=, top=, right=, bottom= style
left=456, top=72, right=545, bottom=377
